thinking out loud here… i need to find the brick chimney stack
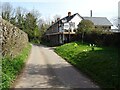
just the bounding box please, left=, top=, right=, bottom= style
left=57, top=18, right=60, bottom=21
left=52, top=21, right=54, bottom=24
left=68, top=12, right=71, bottom=17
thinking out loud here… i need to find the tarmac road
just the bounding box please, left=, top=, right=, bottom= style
left=14, top=44, right=100, bottom=89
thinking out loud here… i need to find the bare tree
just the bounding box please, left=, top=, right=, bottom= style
left=1, top=2, right=13, bottom=21
left=45, top=15, right=52, bottom=25
left=31, top=9, right=41, bottom=21
left=53, top=14, right=61, bottom=22
left=15, top=7, right=28, bottom=30
left=38, top=18, right=45, bottom=27
left=16, top=6, right=27, bottom=17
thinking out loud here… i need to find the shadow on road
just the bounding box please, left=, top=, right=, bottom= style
left=13, top=63, right=100, bottom=89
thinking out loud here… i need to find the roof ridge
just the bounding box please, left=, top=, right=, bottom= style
left=83, top=16, right=107, bottom=18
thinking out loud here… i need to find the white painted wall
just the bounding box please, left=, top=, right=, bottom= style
left=63, top=23, right=69, bottom=30
left=70, top=14, right=83, bottom=29
left=59, top=35, right=63, bottom=44
left=59, top=27, right=62, bottom=32
left=62, top=14, right=83, bottom=32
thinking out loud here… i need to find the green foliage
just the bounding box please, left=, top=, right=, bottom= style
left=92, top=27, right=112, bottom=35
left=55, top=42, right=119, bottom=89
left=24, top=13, right=37, bottom=39
left=77, top=20, right=95, bottom=34
left=39, top=24, right=50, bottom=44
left=1, top=3, right=51, bottom=44
left=16, top=14, right=25, bottom=30
left=39, top=24, right=46, bottom=37
left=1, top=44, right=31, bottom=89
left=23, top=13, right=40, bottom=43
left=77, top=20, right=95, bottom=43
left=1, top=2, right=41, bottom=44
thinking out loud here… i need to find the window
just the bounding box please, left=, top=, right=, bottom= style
left=63, top=23, right=69, bottom=30
left=73, top=29, right=76, bottom=32
left=69, top=22, right=75, bottom=28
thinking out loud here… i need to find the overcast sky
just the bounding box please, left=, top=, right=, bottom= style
left=0, top=0, right=119, bottom=26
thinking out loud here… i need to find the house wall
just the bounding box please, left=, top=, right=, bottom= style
left=61, top=15, right=83, bottom=33
left=59, top=26, right=63, bottom=32
left=45, top=14, right=83, bottom=46
left=46, top=23, right=59, bottom=35
left=46, top=34, right=76, bottom=46
left=48, top=35, right=59, bottom=46
left=70, top=14, right=83, bottom=29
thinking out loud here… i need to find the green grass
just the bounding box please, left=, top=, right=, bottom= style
left=1, top=43, right=31, bottom=90
left=55, top=42, right=119, bottom=89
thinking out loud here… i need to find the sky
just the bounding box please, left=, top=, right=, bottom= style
left=0, top=0, right=119, bottom=26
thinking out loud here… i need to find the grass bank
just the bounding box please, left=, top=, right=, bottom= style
left=1, top=43, right=31, bottom=90
left=54, top=42, right=119, bottom=89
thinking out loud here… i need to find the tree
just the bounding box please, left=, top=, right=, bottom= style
left=1, top=2, right=13, bottom=21
left=53, top=14, right=61, bottom=22
left=31, top=9, right=41, bottom=21
left=77, top=20, right=95, bottom=43
left=1, top=3, right=49, bottom=44
left=24, top=12, right=40, bottom=42
left=15, top=7, right=26, bottom=30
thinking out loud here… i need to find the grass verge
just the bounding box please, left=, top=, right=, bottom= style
left=1, top=43, right=31, bottom=90
left=54, top=42, right=119, bottom=89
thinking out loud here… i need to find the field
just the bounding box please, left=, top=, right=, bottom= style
left=55, top=42, right=119, bottom=89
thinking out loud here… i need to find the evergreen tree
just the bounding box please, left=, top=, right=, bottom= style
left=24, top=12, right=40, bottom=42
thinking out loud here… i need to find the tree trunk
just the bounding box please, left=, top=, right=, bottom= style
left=82, top=32, right=84, bottom=43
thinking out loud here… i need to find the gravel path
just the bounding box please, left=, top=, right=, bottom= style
left=14, top=44, right=100, bottom=89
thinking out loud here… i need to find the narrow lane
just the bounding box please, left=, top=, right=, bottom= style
left=14, top=44, right=99, bottom=89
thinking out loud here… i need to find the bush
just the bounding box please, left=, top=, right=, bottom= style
left=1, top=43, right=31, bottom=90
left=84, top=32, right=120, bottom=47
left=31, top=39, right=40, bottom=44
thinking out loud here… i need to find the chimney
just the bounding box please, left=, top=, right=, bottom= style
left=68, top=12, right=71, bottom=17
left=57, top=18, right=60, bottom=21
left=90, top=10, right=92, bottom=17
left=52, top=21, right=54, bottom=24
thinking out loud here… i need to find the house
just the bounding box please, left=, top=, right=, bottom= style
left=45, top=12, right=113, bottom=46
left=110, top=29, right=120, bottom=33
left=45, top=12, right=83, bottom=46
left=83, top=17, right=113, bottom=31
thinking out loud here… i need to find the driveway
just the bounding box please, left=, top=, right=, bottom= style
left=14, top=44, right=100, bottom=89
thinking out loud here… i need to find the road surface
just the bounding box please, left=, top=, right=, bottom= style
left=14, top=44, right=100, bottom=89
